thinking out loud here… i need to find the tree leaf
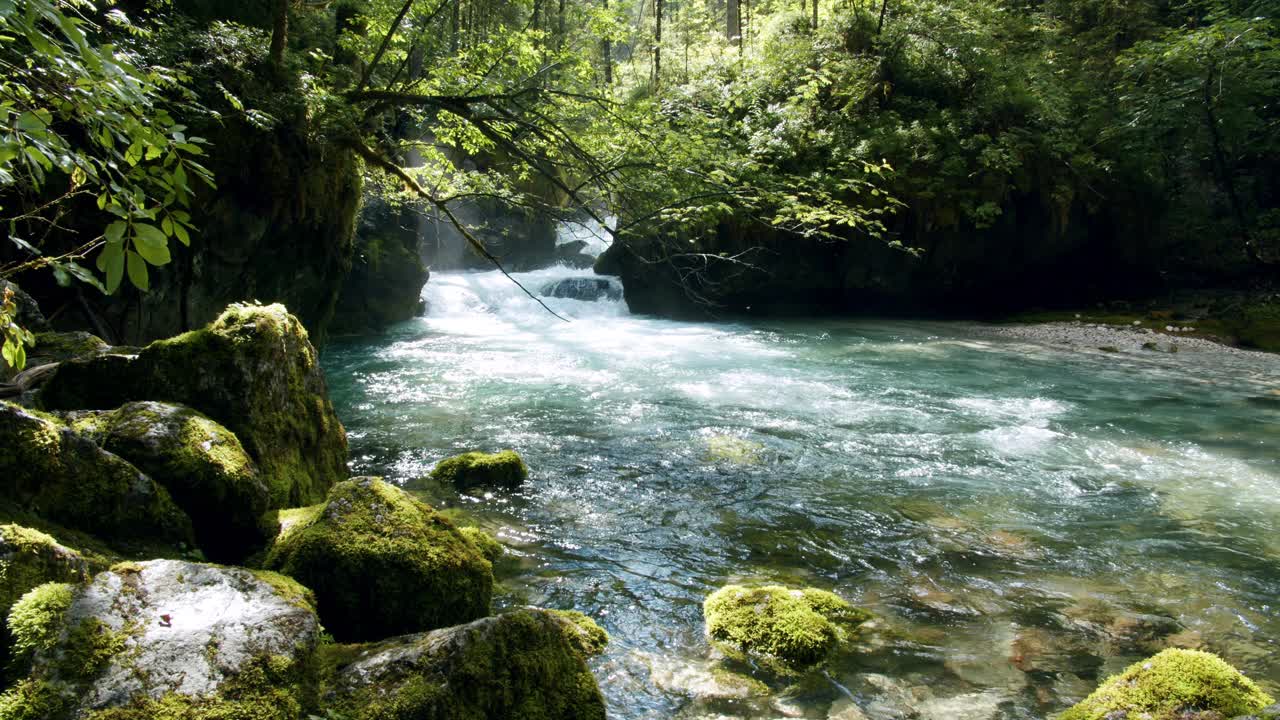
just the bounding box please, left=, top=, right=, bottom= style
left=126, top=250, right=149, bottom=290
left=103, top=244, right=124, bottom=294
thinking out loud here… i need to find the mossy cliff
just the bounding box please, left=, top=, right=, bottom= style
left=0, top=402, right=195, bottom=552
left=41, top=303, right=348, bottom=508
left=64, top=402, right=271, bottom=563
left=330, top=194, right=430, bottom=336
left=264, top=478, right=493, bottom=642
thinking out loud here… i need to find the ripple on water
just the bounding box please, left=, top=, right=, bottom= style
left=324, top=271, right=1280, bottom=719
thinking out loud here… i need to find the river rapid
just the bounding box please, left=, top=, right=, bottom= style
left=323, top=243, right=1280, bottom=719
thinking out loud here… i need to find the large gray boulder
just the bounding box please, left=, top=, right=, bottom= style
left=2, top=560, right=320, bottom=719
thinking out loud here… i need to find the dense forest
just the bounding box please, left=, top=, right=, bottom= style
left=1, top=1, right=1279, bottom=720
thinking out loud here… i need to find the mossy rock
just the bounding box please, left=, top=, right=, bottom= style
left=41, top=303, right=349, bottom=508
left=319, top=608, right=607, bottom=720
left=1058, top=648, right=1275, bottom=720
left=264, top=477, right=493, bottom=642
left=458, top=526, right=504, bottom=564
left=24, top=332, right=111, bottom=369
left=0, top=527, right=93, bottom=677
left=703, top=585, right=872, bottom=670
left=0, top=401, right=195, bottom=552
left=1223, top=300, right=1280, bottom=352
left=0, top=560, right=320, bottom=720
left=65, top=402, right=271, bottom=563
left=429, top=450, right=529, bottom=491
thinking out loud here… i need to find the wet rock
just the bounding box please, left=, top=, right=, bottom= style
left=0, top=560, right=319, bottom=719
left=704, top=585, right=872, bottom=671
left=643, top=652, right=771, bottom=701
left=915, top=690, right=1007, bottom=720
left=828, top=698, right=871, bottom=719
left=41, top=303, right=348, bottom=508
left=1060, top=649, right=1274, bottom=720
left=555, top=240, right=597, bottom=268
left=64, top=402, right=271, bottom=563
left=321, top=608, right=607, bottom=720
left=428, top=449, right=528, bottom=491
left=540, top=277, right=623, bottom=302
left=264, top=477, right=493, bottom=642
left=331, top=194, right=430, bottom=335
left=0, top=401, right=195, bottom=551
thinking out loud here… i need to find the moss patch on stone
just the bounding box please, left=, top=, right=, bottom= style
left=40, top=303, right=349, bottom=509
left=458, top=526, right=504, bottom=564
left=429, top=450, right=529, bottom=491
left=264, top=478, right=492, bottom=642
left=1058, top=648, right=1275, bottom=720
left=67, top=402, right=271, bottom=563
left=703, top=585, right=872, bottom=670
left=0, top=401, right=195, bottom=552
left=82, top=654, right=307, bottom=720
left=550, top=610, right=609, bottom=659
left=6, top=582, right=74, bottom=665
left=0, top=678, right=70, bottom=720
left=0, top=525, right=92, bottom=675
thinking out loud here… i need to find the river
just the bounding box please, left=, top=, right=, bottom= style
left=323, top=244, right=1280, bottom=719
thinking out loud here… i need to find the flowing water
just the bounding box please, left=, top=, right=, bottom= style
left=324, top=249, right=1280, bottom=719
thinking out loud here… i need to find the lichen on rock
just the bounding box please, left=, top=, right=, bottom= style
left=264, top=477, right=493, bottom=642
left=319, top=608, right=607, bottom=720
left=0, top=401, right=195, bottom=552
left=41, top=303, right=348, bottom=508
left=64, top=402, right=271, bottom=563
left=429, top=450, right=529, bottom=491
left=1057, top=648, right=1275, bottom=720
left=703, top=584, right=872, bottom=670
left=0, top=560, right=320, bottom=720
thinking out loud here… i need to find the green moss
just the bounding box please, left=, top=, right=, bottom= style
left=264, top=478, right=492, bottom=642
left=0, top=525, right=90, bottom=619
left=58, top=618, right=127, bottom=679
left=0, top=401, right=195, bottom=552
left=321, top=609, right=606, bottom=720
left=1058, top=648, right=1275, bottom=720
left=249, top=570, right=317, bottom=612
left=7, top=582, right=73, bottom=663
left=26, top=332, right=107, bottom=366
left=458, top=526, right=504, bottom=563
left=429, top=450, right=528, bottom=491
left=84, top=654, right=306, bottom=720
left=550, top=610, right=609, bottom=659
left=703, top=585, right=872, bottom=670
left=0, top=679, right=70, bottom=720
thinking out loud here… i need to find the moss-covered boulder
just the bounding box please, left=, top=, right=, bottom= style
left=264, top=477, right=493, bottom=642
left=25, top=333, right=111, bottom=369
left=320, top=609, right=607, bottom=720
left=703, top=585, right=872, bottom=671
left=0, top=560, right=320, bottom=720
left=0, top=402, right=195, bottom=552
left=0, top=525, right=93, bottom=674
left=330, top=194, right=430, bottom=335
left=1058, top=648, right=1275, bottom=720
left=41, top=303, right=348, bottom=507
left=65, top=402, right=271, bottom=563
left=429, top=450, right=529, bottom=491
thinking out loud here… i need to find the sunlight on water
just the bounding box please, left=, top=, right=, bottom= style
left=325, top=265, right=1280, bottom=720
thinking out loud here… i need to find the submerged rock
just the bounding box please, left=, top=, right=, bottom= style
left=65, top=402, right=271, bottom=563
left=429, top=449, right=529, bottom=491
left=264, top=477, right=493, bottom=642
left=0, top=401, right=194, bottom=551
left=540, top=277, right=623, bottom=302
left=41, top=303, right=348, bottom=507
left=1059, top=648, right=1275, bottom=720
left=703, top=585, right=872, bottom=670
left=321, top=608, right=607, bottom=720
left=0, top=560, right=319, bottom=720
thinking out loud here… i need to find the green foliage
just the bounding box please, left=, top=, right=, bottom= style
left=0, top=0, right=213, bottom=294
left=0, top=287, right=33, bottom=371
left=1058, top=648, right=1275, bottom=720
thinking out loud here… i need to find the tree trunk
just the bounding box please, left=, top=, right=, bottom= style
left=812, top=0, right=818, bottom=29
left=654, top=0, right=663, bottom=88
left=877, top=0, right=889, bottom=35
left=1203, top=66, right=1258, bottom=263
left=727, top=0, right=740, bottom=44
left=603, top=0, right=613, bottom=84
left=269, top=0, right=289, bottom=73
left=451, top=0, right=460, bottom=52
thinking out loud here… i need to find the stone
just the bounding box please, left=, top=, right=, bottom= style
left=320, top=608, right=607, bottom=720
left=64, top=402, right=271, bottom=563
left=0, top=401, right=195, bottom=552
left=539, top=277, right=623, bottom=302
left=264, top=477, right=493, bottom=642
left=429, top=450, right=529, bottom=491
left=41, top=303, right=348, bottom=508
left=1059, top=648, right=1275, bottom=720
left=330, top=194, right=430, bottom=335
left=703, top=585, right=871, bottom=670
left=0, top=560, right=319, bottom=720
left=0, top=525, right=92, bottom=671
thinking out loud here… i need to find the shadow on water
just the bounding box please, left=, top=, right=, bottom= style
left=325, top=267, right=1280, bottom=720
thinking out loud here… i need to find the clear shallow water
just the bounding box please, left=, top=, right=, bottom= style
left=324, top=266, right=1280, bottom=720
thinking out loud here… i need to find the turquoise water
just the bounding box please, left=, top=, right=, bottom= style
left=324, top=267, right=1280, bottom=720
